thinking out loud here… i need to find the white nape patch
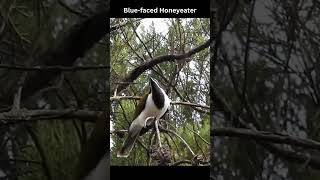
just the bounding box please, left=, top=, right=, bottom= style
left=83, top=154, right=108, bottom=180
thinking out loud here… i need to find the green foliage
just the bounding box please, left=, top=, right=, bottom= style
left=110, top=18, right=210, bottom=166
left=16, top=120, right=94, bottom=180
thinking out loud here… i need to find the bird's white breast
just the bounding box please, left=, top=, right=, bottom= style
left=136, top=89, right=170, bottom=124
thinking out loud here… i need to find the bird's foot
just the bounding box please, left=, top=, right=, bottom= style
left=144, top=116, right=156, bottom=128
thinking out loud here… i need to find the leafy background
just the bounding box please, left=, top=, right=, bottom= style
left=110, top=18, right=210, bottom=166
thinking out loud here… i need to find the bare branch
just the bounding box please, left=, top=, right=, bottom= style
left=58, top=0, right=88, bottom=18
left=212, top=127, right=320, bottom=150
left=242, top=0, right=256, bottom=99
left=0, top=64, right=109, bottom=71
left=171, top=101, right=210, bottom=109
left=110, top=18, right=144, bottom=32
left=115, top=39, right=211, bottom=94
left=0, top=109, right=101, bottom=125
left=110, top=96, right=210, bottom=109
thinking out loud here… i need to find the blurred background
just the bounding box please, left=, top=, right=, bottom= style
left=0, top=0, right=108, bottom=179
left=212, top=0, right=320, bottom=179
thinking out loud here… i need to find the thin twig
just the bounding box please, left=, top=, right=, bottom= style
left=0, top=64, right=109, bottom=71
left=165, top=120, right=209, bottom=145
left=0, top=109, right=100, bottom=125
left=171, top=101, right=210, bottom=109
left=242, top=0, right=256, bottom=100
left=111, top=18, right=144, bottom=32
left=160, top=125, right=195, bottom=156
left=58, top=0, right=88, bottom=18
left=212, top=127, right=320, bottom=150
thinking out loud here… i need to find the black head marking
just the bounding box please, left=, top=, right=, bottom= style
left=149, top=78, right=165, bottom=109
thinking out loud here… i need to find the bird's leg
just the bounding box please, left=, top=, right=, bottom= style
left=154, top=117, right=162, bottom=148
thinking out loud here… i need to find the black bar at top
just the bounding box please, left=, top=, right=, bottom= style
left=111, top=0, right=210, bottom=18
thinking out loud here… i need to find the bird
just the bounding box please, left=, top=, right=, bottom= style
left=117, top=77, right=171, bottom=158
left=73, top=112, right=108, bottom=180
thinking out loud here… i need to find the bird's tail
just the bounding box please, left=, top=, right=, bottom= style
left=117, top=130, right=140, bottom=158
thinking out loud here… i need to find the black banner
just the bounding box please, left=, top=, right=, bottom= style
left=111, top=0, right=210, bottom=17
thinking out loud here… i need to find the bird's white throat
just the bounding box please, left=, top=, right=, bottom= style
left=136, top=88, right=170, bottom=124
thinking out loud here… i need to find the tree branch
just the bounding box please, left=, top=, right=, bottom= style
left=110, top=96, right=210, bottom=109
left=114, top=39, right=211, bottom=94
left=0, top=109, right=101, bottom=125
left=0, top=64, right=109, bottom=71
left=160, top=126, right=195, bottom=156
left=5, top=9, right=109, bottom=103
left=242, top=0, right=256, bottom=100
left=58, top=0, right=88, bottom=18
left=212, top=127, right=320, bottom=150
left=171, top=101, right=210, bottom=109
left=212, top=127, right=320, bottom=169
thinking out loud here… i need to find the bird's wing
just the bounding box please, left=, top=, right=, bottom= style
left=117, top=119, right=144, bottom=157
left=132, top=92, right=149, bottom=120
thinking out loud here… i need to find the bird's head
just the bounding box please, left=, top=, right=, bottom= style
left=149, top=77, right=162, bottom=94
